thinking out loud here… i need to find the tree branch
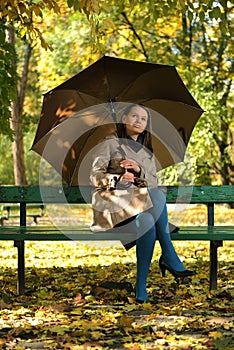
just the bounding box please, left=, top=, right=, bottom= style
left=121, top=11, right=149, bottom=61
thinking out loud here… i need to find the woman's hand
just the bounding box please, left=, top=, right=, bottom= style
left=119, top=171, right=135, bottom=184
left=120, top=159, right=141, bottom=174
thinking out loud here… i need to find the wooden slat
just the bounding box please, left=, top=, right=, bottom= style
left=165, top=185, right=234, bottom=203
left=0, top=233, right=231, bottom=241
left=0, top=226, right=232, bottom=241
left=0, top=185, right=233, bottom=203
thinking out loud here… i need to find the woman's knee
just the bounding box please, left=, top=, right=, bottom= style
left=148, top=188, right=167, bottom=215
left=148, top=187, right=166, bottom=202
left=136, top=212, right=156, bottom=241
left=136, top=212, right=155, bottom=230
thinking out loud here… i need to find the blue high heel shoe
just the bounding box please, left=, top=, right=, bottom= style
left=159, top=256, right=196, bottom=278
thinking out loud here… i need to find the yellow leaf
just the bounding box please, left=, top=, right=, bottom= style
left=142, top=302, right=153, bottom=310
left=102, top=18, right=115, bottom=30
left=48, top=326, right=67, bottom=335
left=31, top=4, right=42, bottom=17
left=0, top=8, right=8, bottom=17
left=209, top=331, right=223, bottom=338
left=35, top=310, right=45, bottom=317
left=118, top=316, right=134, bottom=327
left=91, top=0, right=100, bottom=14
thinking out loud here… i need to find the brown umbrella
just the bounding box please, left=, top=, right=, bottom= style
left=32, top=55, right=204, bottom=185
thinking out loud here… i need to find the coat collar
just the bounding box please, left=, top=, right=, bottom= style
left=126, top=134, right=144, bottom=153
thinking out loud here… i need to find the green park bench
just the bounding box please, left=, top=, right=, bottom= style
left=0, top=203, right=45, bottom=226
left=0, top=185, right=233, bottom=295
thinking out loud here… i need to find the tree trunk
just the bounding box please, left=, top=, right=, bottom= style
left=6, top=25, right=31, bottom=185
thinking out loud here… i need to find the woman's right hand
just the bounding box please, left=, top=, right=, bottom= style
left=119, top=171, right=135, bottom=183
left=120, top=159, right=141, bottom=174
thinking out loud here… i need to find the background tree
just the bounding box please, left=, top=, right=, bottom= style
left=0, top=0, right=60, bottom=184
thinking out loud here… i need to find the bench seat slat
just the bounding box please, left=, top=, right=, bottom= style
left=0, top=226, right=233, bottom=241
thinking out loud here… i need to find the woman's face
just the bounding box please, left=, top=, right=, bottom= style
left=122, top=105, right=148, bottom=140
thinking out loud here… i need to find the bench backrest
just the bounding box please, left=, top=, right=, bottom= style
left=0, top=186, right=233, bottom=204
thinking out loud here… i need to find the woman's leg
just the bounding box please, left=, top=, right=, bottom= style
left=113, top=212, right=156, bottom=301
left=148, top=187, right=186, bottom=271
left=135, top=212, right=156, bottom=302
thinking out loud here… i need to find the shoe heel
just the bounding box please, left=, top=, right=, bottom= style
left=159, top=256, right=197, bottom=279
left=159, top=263, right=166, bottom=277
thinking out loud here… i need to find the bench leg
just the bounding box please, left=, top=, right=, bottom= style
left=209, top=240, right=223, bottom=291
left=14, top=241, right=25, bottom=295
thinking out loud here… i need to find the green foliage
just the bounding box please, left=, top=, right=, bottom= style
left=24, top=127, right=42, bottom=185
left=0, top=128, right=42, bottom=185
left=0, top=136, right=14, bottom=184
left=35, top=10, right=91, bottom=89
left=0, top=22, right=17, bottom=137
left=0, top=0, right=61, bottom=48
left=186, top=69, right=233, bottom=185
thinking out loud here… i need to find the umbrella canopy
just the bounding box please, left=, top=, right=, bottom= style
left=32, top=55, right=204, bottom=185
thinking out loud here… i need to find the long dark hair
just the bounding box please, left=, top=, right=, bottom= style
left=116, top=104, right=153, bottom=153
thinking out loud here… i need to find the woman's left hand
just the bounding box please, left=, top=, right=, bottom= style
left=120, top=159, right=141, bottom=174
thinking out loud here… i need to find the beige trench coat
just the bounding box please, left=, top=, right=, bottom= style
left=90, top=133, right=158, bottom=232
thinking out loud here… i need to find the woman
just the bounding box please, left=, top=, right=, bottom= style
left=90, top=104, right=196, bottom=303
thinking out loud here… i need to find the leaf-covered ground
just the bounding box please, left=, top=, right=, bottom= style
left=0, top=205, right=233, bottom=349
